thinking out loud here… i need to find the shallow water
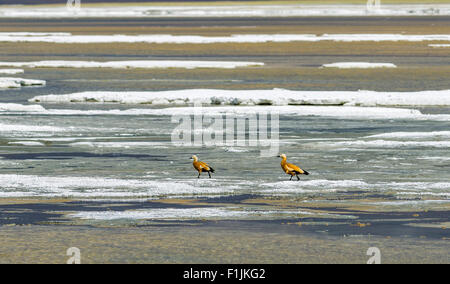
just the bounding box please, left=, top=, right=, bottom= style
left=0, top=17, right=449, bottom=228
left=1, top=108, right=449, bottom=205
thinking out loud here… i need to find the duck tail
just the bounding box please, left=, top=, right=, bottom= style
left=303, top=170, right=310, bottom=175
left=209, top=167, right=215, bottom=173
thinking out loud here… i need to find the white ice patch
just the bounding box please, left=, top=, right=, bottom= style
left=0, top=32, right=450, bottom=44
left=417, top=156, right=450, bottom=161
left=0, top=123, right=64, bottom=133
left=260, top=179, right=450, bottom=197
left=0, top=77, right=46, bottom=88
left=0, top=69, right=24, bottom=75
left=319, top=140, right=450, bottom=148
left=322, top=62, right=397, bottom=69
left=11, top=105, right=423, bottom=120
left=67, top=207, right=338, bottom=221
left=4, top=105, right=449, bottom=122
left=366, top=131, right=450, bottom=139
left=0, top=174, right=236, bottom=198
left=429, top=44, right=450, bottom=48
left=0, top=60, right=263, bottom=70
left=380, top=182, right=450, bottom=192
left=28, top=89, right=450, bottom=107
left=68, top=207, right=246, bottom=220
left=0, top=103, right=46, bottom=112
left=0, top=4, right=449, bottom=18
left=224, top=147, right=250, bottom=153
left=7, top=141, right=45, bottom=146
left=69, top=141, right=172, bottom=149
left=262, top=179, right=368, bottom=194
left=0, top=32, right=71, bottom=36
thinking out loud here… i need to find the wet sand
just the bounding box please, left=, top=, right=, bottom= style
left=0, top=194, right=448, bottom=263
left=1, top=16, right=449, bottom=34
left=0, top=196, right=448, bottom=241
left=0, top=224, right=448, bottom=263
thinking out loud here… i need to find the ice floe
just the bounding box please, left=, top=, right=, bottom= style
left=429, top=44, right=450, bottom=48
left=380, top=182, right=450, bottom=192
left=0, top=173, right=447, bottom=200
left=69, top=141, right=171, bottom=149
left=28, top=89, right=450, bottom=107
left=50, top=105, right=422, bottom=119
left=261, top=179, right=450, bottom=197
left=0, top=4, right=449, bottom=18
left=7, top=141, right=45, bottom=146
left=0, top=32, right=450, bottom=44
left=262, top=179, right=368, bottom=193
left=317, top=140, right=450, bottom=148
left=0, top=103, right=46, bottom=112
left=67, top=207, right=340, bottom=221
left=0, top=174, right=237, bottom=198
left=1, top=102, right=449, bottom=122
left=0, top=77, right=46, bottom=88
left=0, top=123, right=64, bottom=133
left=68, top=208, right=249, bottom=220
left=417, top=156, right=450, bottom=161
left=0, top=69, right=24, bottom=75
left=366, top=131, right=450, bottom=139
left=322, top=62, right=397, bottom=69
left=0, top=60, right=263, bottom=70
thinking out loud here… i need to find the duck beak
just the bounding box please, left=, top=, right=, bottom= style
left=277, top=155, right=281, bottom=157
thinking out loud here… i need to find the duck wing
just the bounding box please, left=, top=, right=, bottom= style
left=198, top=161, right=214, bottom=172
left=286, top=162, right=308, bottom=175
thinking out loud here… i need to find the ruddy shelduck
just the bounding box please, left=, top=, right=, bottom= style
left=278, top=154, right=309, bottom=181
left=191, top=155, right=215, bottom=178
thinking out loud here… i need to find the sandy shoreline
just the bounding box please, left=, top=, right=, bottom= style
left=0, top=224, right=448, bottom=263
left=0, top=195, right=448, bottom=263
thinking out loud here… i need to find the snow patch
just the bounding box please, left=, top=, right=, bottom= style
left=0, top=60, right=263, bottom=70
left=0, top=123, right=64, bottom=133
left=0, top=4, right=449, bottom=18
left=0, top=174, right=236, bottom=198
left=366, top=131, right=450, bottom=139
left=429, top=44, right=450, bottom=48
left=7, top=141, right=45, bottom=146
left=318, top=140, right=450, bottom=148
left=67, top=207, right=335, bottom=220
left=322, top=62, right=397, bottom=69
left=0, top=69, right=24, bottom=75
left=28, top=89, right=450, bottom=107
left=0, top=32, right=449, bottom=44
left=0, top=103, right=46, bottom=112
left=0, top=77, right=46, bottom=88
left=69, top=141, right=171, bottom=149
left=69, top=208, right=246, bottom=220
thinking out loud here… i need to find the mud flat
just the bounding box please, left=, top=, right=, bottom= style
left=0, top=196, right=448, bottom=264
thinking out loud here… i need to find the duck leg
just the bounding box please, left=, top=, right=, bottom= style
left=208, top=171, right=211, bottom=178
left=289, top=175, right=293, bottom=181
left=296, top=174, right=300, bottom=181
left=198, top=172, right=201, bottom=179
